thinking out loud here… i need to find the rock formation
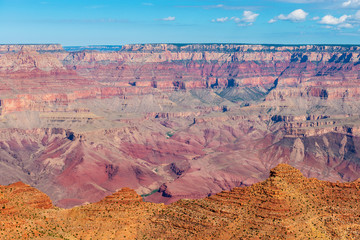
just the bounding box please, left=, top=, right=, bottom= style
left=0, top=44, right=360, bottom=208
left=1, top=164, right=360, bottom=239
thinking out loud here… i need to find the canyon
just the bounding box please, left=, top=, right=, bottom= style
left=0, top=43, right=360, bottom=208
left=1, top=164, right=360, bottom=239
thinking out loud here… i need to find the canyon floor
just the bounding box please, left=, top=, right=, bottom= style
left=0, top=44, right=360, bottom=209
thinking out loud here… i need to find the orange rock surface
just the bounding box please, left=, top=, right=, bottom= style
left=1, top=164, right=360, bottom=239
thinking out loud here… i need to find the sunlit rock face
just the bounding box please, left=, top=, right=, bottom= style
left=2, top=165, right=360, bottom=239
left=1, top=43, right=360, bottom=208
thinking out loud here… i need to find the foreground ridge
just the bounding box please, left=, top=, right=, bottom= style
left=1, top=164, right=360, bottom=239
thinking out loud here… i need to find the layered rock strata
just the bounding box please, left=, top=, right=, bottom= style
left=0, top=44, right=360, bottom=207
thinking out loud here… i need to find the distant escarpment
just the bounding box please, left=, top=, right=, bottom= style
left=0, top=44, right=64, bottom=53
left=1, top=43, right=360, bottom=110
left=62, top=43, right=360, bottom=102
left=2, top=164, right=360, bottom=239
left=121, top=43, right=360, bottom=52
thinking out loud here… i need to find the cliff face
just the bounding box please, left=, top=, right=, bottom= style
left=121, top=43, right=360, bottom=52
left=2, top=164, right=360, bottom=239
left=0, top=44, right=360, bottom=208
left=0, top=47, right=65, bottom=73
left=63, top=44, right=360, bottom=89
left=1, top=43, right=360, bottom=111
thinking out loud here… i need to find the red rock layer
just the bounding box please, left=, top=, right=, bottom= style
left=1, top=44, right=360, bottom=112
left=0, top=44, right=360, bottom=209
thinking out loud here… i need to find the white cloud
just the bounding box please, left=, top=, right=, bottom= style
left=268, top=19, right=277, bottom=23
left=319, top=15, right=349, bottom=25
left=269, top=9, right=308, bottom=23
left=312, top=16, right=320, bottom=20
left=212, top=11, right=259, bottom=26
left=242, top=11, right=259, bottom=23
left=279, top=9, right=308, bottom=21
left=161, top=16, right=175, bottom=21
left=342, top=0, right=360, bottom=8
left=212, top=17, right=229, bottom=23
left=318, top=14, right=357, bottom=29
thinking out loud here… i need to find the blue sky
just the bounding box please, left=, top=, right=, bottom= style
left=1, top=0, right=360, bottom=45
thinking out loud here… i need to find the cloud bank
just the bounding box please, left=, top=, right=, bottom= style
left=269, top=9, right=308, bottom=23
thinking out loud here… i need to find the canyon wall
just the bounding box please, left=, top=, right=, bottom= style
left=0, top=44, right=360, bottom=208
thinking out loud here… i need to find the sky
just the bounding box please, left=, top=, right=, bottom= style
left=1, top=0, right=360, bottom=45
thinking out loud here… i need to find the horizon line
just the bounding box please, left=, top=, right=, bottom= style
left=2, top=43, right=360, bottom=47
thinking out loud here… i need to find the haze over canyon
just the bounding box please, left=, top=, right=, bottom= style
left=0, top=43, right=360, bottom=209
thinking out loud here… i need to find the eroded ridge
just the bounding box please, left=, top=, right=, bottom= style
left=1, top=164, right=360, bottom=239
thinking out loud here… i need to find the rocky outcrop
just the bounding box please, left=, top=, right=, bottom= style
left=2, top=164, right=360, bottom=239
left=151, top=164, right=360, bottom=239
left=0, top=181, right=53, bottom=214
left=97, top=187, right=143, bottom=205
